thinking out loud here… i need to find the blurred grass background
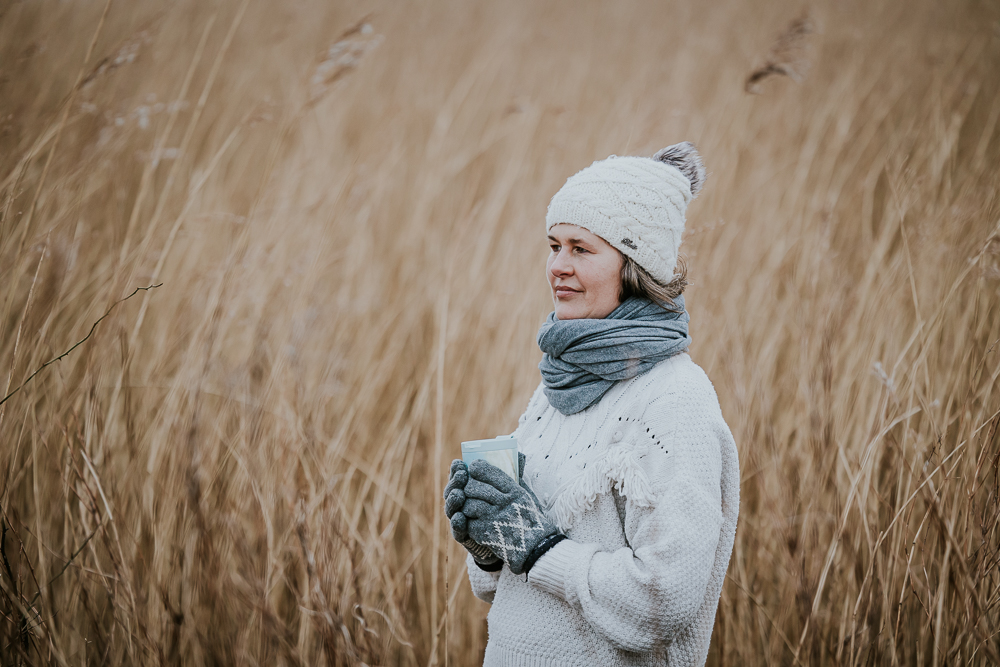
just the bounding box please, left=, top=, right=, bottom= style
left=1, top=0, right=999, bottom=664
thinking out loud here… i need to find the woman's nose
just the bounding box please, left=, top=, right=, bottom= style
left=549, top=249, right=573, bottom=276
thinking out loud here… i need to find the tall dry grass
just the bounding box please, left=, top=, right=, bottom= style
left=1, top=0, right=999, bottom=664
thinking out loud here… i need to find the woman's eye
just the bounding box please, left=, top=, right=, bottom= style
left=550, top=245, right=560, bottom=252
left=574, top=246, right=588, bottom=253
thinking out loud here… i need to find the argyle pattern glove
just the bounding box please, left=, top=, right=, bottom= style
left=443, top=459, right=500, bottom=566
left=461, top=457, right=565, bottom=575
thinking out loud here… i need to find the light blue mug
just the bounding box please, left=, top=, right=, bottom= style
left=460, top=435, right=519, bottom=480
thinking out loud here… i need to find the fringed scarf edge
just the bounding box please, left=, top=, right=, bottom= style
left=547, top=446, right=657, bottom=532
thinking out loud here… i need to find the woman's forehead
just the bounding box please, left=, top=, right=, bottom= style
left=548, top=223, right=596, bottom=242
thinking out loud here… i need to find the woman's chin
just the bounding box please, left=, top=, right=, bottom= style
left=554, top=303, right=585, bottom=320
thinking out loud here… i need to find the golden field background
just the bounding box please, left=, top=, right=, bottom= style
left=1, top=0, right=999, bottom=664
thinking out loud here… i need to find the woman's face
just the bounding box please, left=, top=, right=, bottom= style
left=546, top=224, right=623, bottom=320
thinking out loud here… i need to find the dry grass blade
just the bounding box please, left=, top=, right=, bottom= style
left=745, top=13, right=814, bottom=94
left=0, top=284, right=162, bottom=407
left=307, top=14, right=383, bottom=108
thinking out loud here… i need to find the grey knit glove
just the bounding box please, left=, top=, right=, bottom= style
left=461, top=457, right=565, bottom=575
left=443, top=460, right=500, bottom=567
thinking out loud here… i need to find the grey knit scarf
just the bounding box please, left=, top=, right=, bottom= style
left=537, top=296, right=691, bottom=415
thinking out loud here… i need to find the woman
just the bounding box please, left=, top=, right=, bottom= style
left=443, top=143, right=740, bottom=666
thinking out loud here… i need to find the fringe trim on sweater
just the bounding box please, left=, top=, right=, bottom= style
left=548, top=446, right=656, bottom=532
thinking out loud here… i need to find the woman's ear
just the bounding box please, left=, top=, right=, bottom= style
left=652, top=142, right=706, bottom=197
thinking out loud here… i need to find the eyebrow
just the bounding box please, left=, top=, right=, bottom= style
left=547, top=235, right=589, bottom=245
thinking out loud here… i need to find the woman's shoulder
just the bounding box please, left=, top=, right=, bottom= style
left=579, top=353, right=730, bottom=504
left=625, top=353, right=723, bottom=413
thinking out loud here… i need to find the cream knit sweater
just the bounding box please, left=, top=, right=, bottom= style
left=465, top=352, right=739, bottom=666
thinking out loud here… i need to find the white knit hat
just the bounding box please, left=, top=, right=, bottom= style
left=545, top=142, right=706, bottom=284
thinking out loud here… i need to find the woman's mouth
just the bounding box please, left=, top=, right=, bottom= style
left=554, top=287, right=581, bottom=298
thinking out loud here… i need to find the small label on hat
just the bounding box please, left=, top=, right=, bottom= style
left=621, top=238, right=638, bottom=249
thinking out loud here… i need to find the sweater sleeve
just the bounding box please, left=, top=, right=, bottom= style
left=527, top=379, right=729, bottom=653
left=466, top=551, right=501, bottom=604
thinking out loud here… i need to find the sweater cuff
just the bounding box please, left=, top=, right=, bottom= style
left=474, top=557, right=503, bottom=572
left=527, top=538, right=588, bottom=602
left=522, top=532, right=567, bottom=575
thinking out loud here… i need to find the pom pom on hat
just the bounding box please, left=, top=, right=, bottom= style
left=545, top=143, right=706, bottom=284
left=653, top=141, right=706, bottom=198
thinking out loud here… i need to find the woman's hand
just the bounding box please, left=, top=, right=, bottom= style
left=443, top=459, right=500, bottom=565
left=461, top=458, right=564, bottom=575
left=443, top=459, right=469, bottom=525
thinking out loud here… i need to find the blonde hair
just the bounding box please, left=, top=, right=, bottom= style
left=619, top=254, right=688, bottom=311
